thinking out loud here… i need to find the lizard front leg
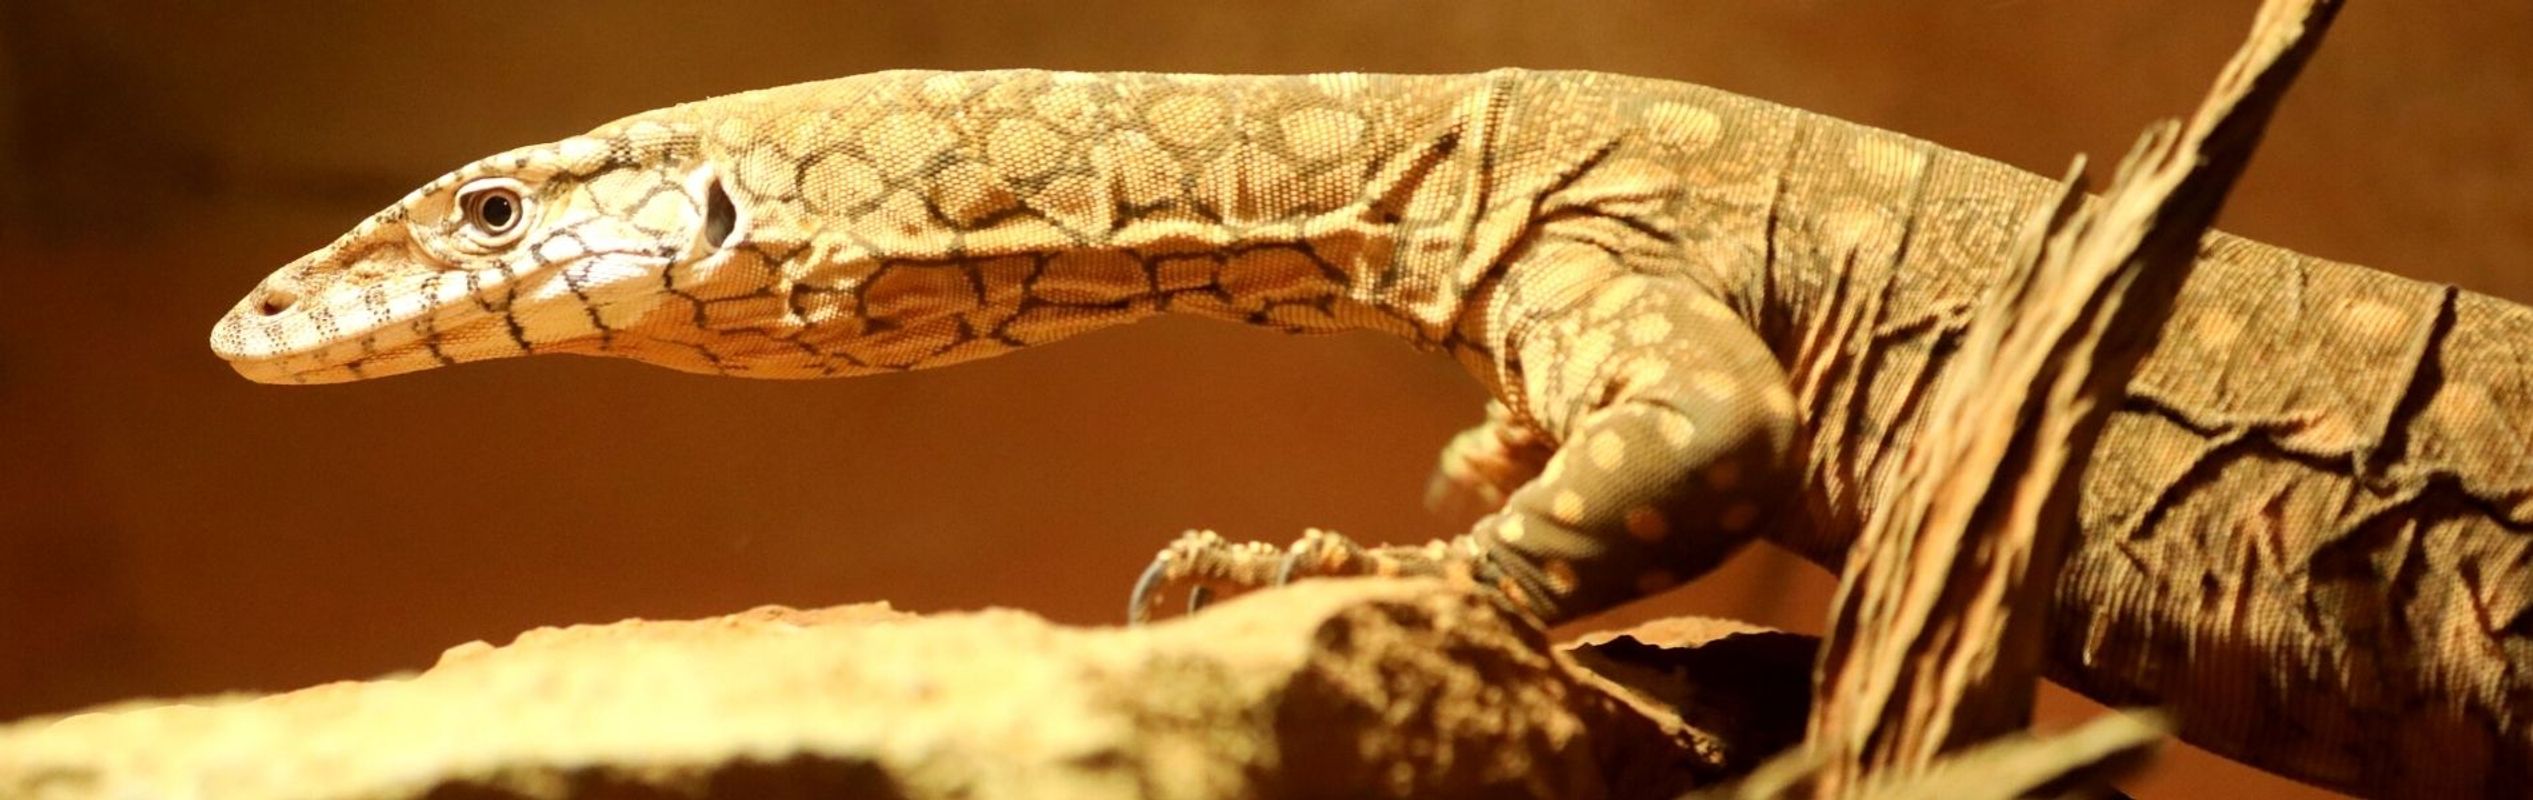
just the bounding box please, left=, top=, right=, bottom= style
left=1132, top=238, right=1801, bottom=625
left=1424, top=400, right=1557, bottom=525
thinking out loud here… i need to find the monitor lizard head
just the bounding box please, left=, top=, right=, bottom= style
left=210, top=116, right=742, bottom=384
left=216, top=70, right=1394, bottom=384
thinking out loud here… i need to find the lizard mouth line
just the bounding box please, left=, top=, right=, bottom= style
left=211, top=267, right=531, bottom=384
left=213, top=246, right=686, bottom=384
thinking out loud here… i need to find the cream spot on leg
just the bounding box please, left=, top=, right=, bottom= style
left=1691, top=369, right=1739, bottom=403
left=1590, top=280, right=1644, bottom=318
left=1690, top=293, right=1738, bottom=322
left=1625, top=313, right=1673, bottom=346
left=1719, top=502, right=1760, bottom=532
left=1656, top=412, right=1698, bottom=448
left=1566, top=330, right=1617, bottom=387
left=1761, top=385, right=1797, bottom=419
left=1624, top=506, right=1669, bottom=542
left=1626, top=357, right=1671, bottom=389
left=1544, top=558, right=1579, bottom=593
left=1587, top=430, right=1628, bottom=470
left=1495, top=515, right=1527, bottom=544
left=1553, top=490, right=1588, bottom=523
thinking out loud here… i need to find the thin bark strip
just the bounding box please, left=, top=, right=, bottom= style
left=1789, top=0, right=2344, bottom=795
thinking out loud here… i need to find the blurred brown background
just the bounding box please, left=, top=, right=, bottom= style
left=2, top=2, right=2525, bottom=796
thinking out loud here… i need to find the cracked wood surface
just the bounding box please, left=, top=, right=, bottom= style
left=1806, top=0, right=2340, bottom=795
left=213, top=66, right=2529, bottom=796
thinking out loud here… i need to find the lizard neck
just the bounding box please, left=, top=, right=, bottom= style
left=777, top=219, right=1462, bottom=374
left=647, top=70, right=1539, bottom=380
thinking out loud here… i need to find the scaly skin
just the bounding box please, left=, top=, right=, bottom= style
left=211, top=70, right=2530, bottom=797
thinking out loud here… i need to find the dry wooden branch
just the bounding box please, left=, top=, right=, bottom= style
left=1773, top=0, right=2346, bottom=795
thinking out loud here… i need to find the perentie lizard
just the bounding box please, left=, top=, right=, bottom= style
left=209, top=70, right=2530, bottom=798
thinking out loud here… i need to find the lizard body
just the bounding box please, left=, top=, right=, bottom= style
left=211, top=70, right=2530, bottom=797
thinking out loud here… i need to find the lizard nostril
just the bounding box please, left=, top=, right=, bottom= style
left=257, top=287, right=301, bottom=316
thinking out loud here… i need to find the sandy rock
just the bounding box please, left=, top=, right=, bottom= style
left=0, top=579, right=1762, bottom=800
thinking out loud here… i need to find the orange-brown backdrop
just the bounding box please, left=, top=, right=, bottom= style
left=3, top=3, right=2525, bottom=797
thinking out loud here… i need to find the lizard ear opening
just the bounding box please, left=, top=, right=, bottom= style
left=686, top=164, right=741, bottom=260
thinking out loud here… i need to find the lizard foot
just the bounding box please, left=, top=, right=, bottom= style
left=1127, top=528, right=1464, bottom=624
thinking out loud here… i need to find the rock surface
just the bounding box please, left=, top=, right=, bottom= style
left=0, top=579, right=1797, bottom=800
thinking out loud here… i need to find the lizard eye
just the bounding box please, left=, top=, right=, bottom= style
left=456, top=178, right=530, bottom=245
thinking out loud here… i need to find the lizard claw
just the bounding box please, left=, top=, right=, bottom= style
left=1127, top=556, right=1175, bottom=624
left=1275, top=528, right=1368, bottom=585
left=1125, top=530, right=1285, bottom=625
left=1127, top=528, right=1481, bottom=624
left=1126, top=527, right=1385, bottom=624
